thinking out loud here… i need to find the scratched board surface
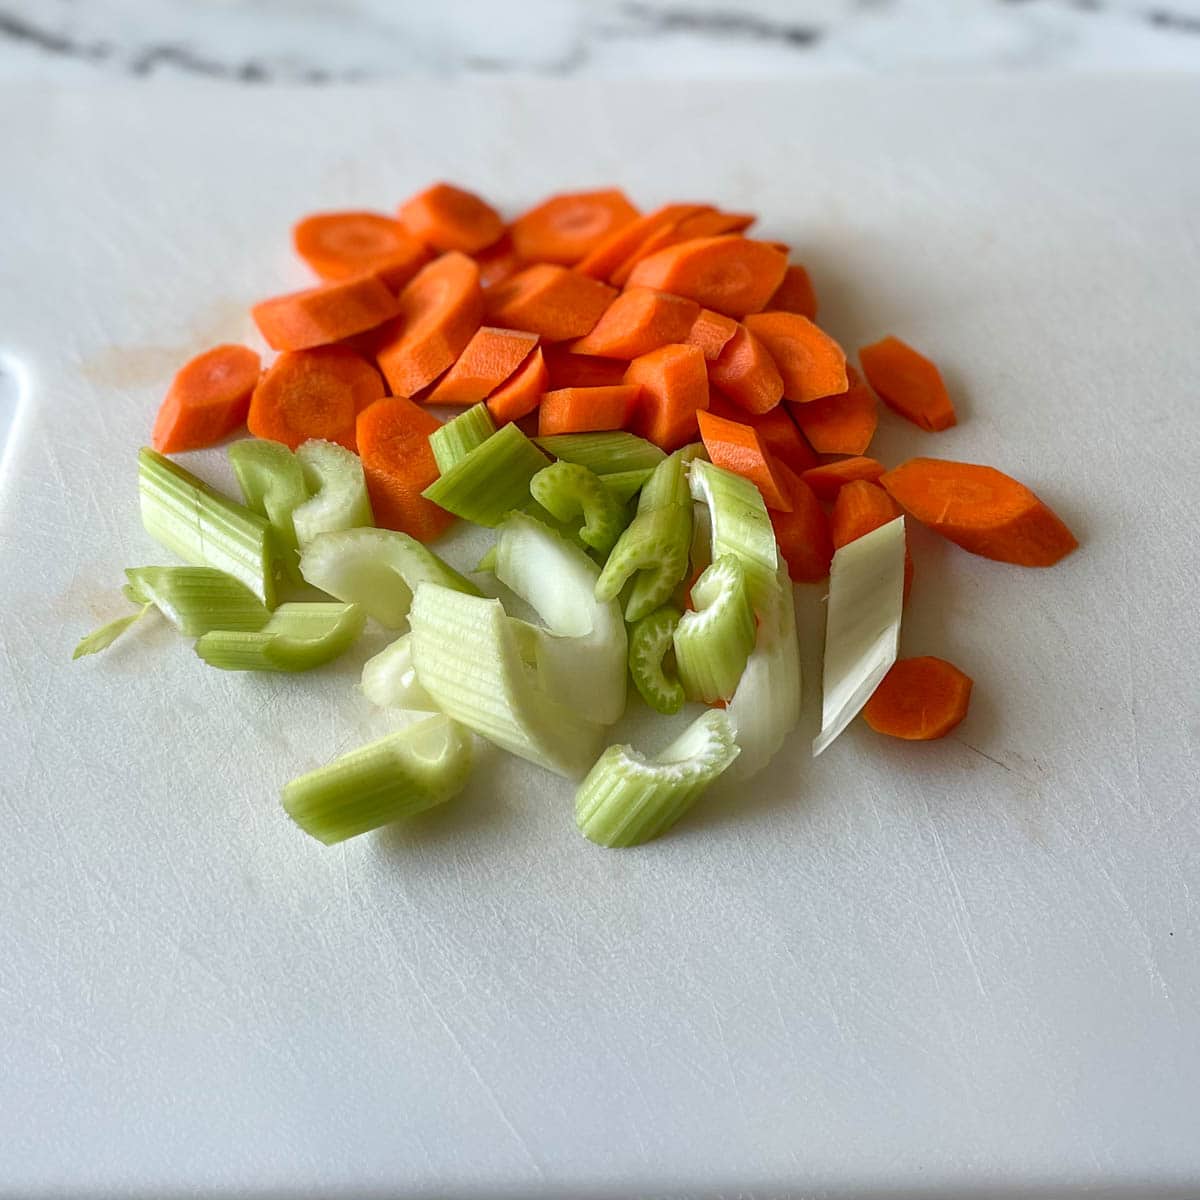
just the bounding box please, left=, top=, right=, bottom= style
left=0, top=80, right=1197, bottom=1197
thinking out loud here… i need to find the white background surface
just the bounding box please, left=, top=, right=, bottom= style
left=1, top=79, right=1198, bottom=1197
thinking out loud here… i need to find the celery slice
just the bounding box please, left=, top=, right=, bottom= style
left=637, top=445, right=695, bottom=512
left=628, top=605, right=685, bottom=715
left=529, top=461, right=628, bottom=557
left=594, top=502, right=692, bottom=622
left=122, top=579, right=150, bottom=605
left=292, top=439, right=374, bottom=549
left=72, top=603, right=151, bottom=660
left=813, top=516, right=906, bottom=756
left=409, top=584, right=604, bottom=778
left=283, top=715, right=472, bottom=844
left=673, top=555, right=755, bottom=703
left=124, top=566, right=270, bottom=635
left=196, top=602, right=364, bottom=672
left=361, top=633, right=438, bottom=712
left=430, top=403, right=496, bottom=473
left=300, top=527, right=481, bottom=629
left=138, top=447, right=275, bottom=606
left=536, top=431, right=665, bottom=475
left=228, top=438, right=308, bottom=583
left=575, top=710, right=739, bottom=848
left=600, top=468, right=653, bottom=505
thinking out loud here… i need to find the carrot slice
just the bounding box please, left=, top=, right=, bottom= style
left=707, top=391, right=817, bottom=473
left=789, top=364, right=878, bottom=455
left=672, top=210, right=755, bottom=239
left=474, top=235, right=524, bottom=289
left=537, top=385, right=640, bottom=436
left=152, top=344, right=260, bottom=453
left=830, top=479, right=914, bottom=600
left=863, top=656, right=973, bottom=740
left=707, top=324, right=784, bottom=414
left=510, top=189, right=639, bottom=265
left=292, top=211, right=429, bottom=290
left=767, top=264, right=818, bottom=320
left=251, top=275, right=399, bottom=352
left=484, top=264, right=616, bottom=342
left=397, top=182, right=504, bottom=254
left=425, top=326, right=538, bottom=406
left=696, top=409, right=792, bottom=511
left=801, top=456, right=885, bottom=501
left=626, top=236, right=788, bottom=318
left=685, top=308, right=739, bottom=361
left=770, top=462, right=834, bottom=583
left=859, top=335, right=957, bottom=432
left=880, top=458, right=1077, bottom=566
left=542, top=346, right=629, bottom=389
left=375, top=252, right=483, bottom=398
left=486, top=346, right=548, bottom=426
left=576, top=202, right=709, bottom=281
left=742, top=311, right=847, bottom=403
left=623, top=343, right=709, bottom=451
left=247, top=346, right=384, bottom=452
left=569, top=287, right=699, bottom=359
left=355, top=396, right=453, bottom=542
left=608, top=209, right=717, bottom=288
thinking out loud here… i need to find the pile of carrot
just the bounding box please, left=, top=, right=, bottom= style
left=151, top=182, right=1079, bottom=745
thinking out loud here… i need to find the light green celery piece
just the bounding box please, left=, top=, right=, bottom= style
left=636, top=445, right=693, bottom=513
left=574, top=710, right=740, bottom=848
left=361, top=633, right=438, bottom=712
left=529, top=460, right=628, bottom=557
left=409, top=583, right=604, bottom=778
left=122, top=579, right=150, bottom=605
left=475, top=543, right=498, bottom=574
left=673, top=555, right=756, bottom=704
left=422, top=423, right=550, bottom=527
left=125, top=566, right=270, bottom=636
left=72, top=603, right=152, bottom=660
left=599, top=468, right=653, bottom=505
left=292, top=439, right=374, bottom=549
left=228, top=439, right=309, bottom=584
left=627, top=605, right=685, bottom=715
left=299, top=527, right=481, bottom=629
left=138, top=447, right=275, bottom=607
left=283, top=715, right=472, bottom=845
left=494, top=512, right=627, bottom=726
left=430, top=403, right=496, bottom=473
left=594, top=502, right=692, bottom=623
left=535, top=431, right=665, bottom=475
left=195, top=602, right=364, bottom=672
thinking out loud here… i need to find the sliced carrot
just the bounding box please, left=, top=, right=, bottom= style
left=425, top=326, right=538, bottom=406
left=685, top=308, right=739, bottom=361
left=374, top=252, right=483, bottom=397
left=789, top=364, right=878, bottom=455
left=397, top=182, right=504, bottom=254
left=859, top=335, right=957, bottom=432
left=801, top=456, right=885, bottom=501
left=484, top=264, right=616, bottom=342
left=880, top=458, right=1077, bottom=566
left=742, top=311, right=847, bottom=403
left=486, top=347, right=548, bottom=426
left=627, top=236, right=788, bottom=318
left=542, top=346, right=628, bottom=389
left=707, top=325, right=784, bottom=414
left=623, top=343, right=709, bottom=452
left=152, top=344, right=260, bottom=453
left=672, top=210, right=755, bottom=239
left=510, top=189, right=639, bottom=265
left=608, top=208, right=716, bottom=287
left=292, top=211, right=429, bottom=290
left=251, top=275, right=399, bottom=352
left=355, top=396, right=453, bottom=542
left=707, top=392, right=817, bottom=473
left=767, top=264, right=817, bottom=320
left=863, top=656, right=973, bottom=740
left=569, top=287, right=699, bottom=359
left=830, top=479, right=914, bottom=600
left=247, top=346, right=384, bottom=452
left=474, top=235, right=525, bottom=289
left=696, top=410, right=792, bottom=511
left=537, top=385, right=640, bottom=436
left=576, top=202, right=709, bottom=281
left=771, top=462, right=834, bottom=583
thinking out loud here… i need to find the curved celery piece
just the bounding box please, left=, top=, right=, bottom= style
left=628, top=605, right=685, bottom=715
left=636, top=445, right=694, bottom=513
left=529, top=461, right=628, bottom=557
left=535, top=431, right=665, bottom=475
left=228, top=438, right=308, bottom=582
left=674, top=555, right=756, bottom=704
left=594, top=502, right=692, bottom=623
left=292, top=439, right=374, bottom=549
left=283, top=715, right=473, bottom=844
left=195, top=602, right=364, bottom=672
left=125, top=566, right=270, bottom=636
left=361, top=633, right=438, bottom=712
left=430, top=403, right=496, bottom=473
left=575, top=709, right=740, bottom=848
left=72, top=603, right=152, bottom=660
left=300, top=527, right=481, bottom=629
left=599, top=468, right=653, bottom=506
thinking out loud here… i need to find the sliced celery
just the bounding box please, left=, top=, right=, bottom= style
left=594, top=502, right=692, bottom=623
left=628, top=605, right=685, bottom=715
left=422, top=423, right=550, bottom=527
left=72, top=603, right=151, bottom=660
left=475, top=543, right=498, bottom=574
left=361, top=633, right=438, bottom=712
left=300, top=527, right=481, bottom=629
left=536, top=431, right=665, bottom=475
left=125, top=566, right=270, bottom=636
left=122, top=579, right=150, bottom=605
left=637, top=445, right=693, bottom=512
left=600, top=468, right=653, bottom=505
left=195, top=602, right=364, bottom=672
left=138, top=447, right=275, bottom=607
left=575, top=710, right=740, bottom=848
left=430, top=403, right=496, bottom=473
left=283, top=715, right=473, bottom=844
left=529, top=461, right=628, bottom=557
left=228, top=438, right=308, bottom=582
left=292, top=439, right=374, bottom=549
left=674, top=555, right=755, bottom=703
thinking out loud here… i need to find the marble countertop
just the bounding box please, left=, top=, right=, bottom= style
left=1, top=0, right=1198, bottom=82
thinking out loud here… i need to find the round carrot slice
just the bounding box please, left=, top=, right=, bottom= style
left=510, top=189, right=639, bottom=265
left=398, top=182, right=504, bottom=254
left=152, top=344, right=261, bottom=453
left=292, top=211, right=429, bottom=289
left=863, top=656, right=973, bottom=740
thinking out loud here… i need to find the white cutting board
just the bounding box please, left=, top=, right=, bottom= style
left=1, top=79, right=1198, bottom=1197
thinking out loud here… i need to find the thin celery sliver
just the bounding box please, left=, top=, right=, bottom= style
left=529, top=460, right=628, bottom=556
left=292, top=439, right=374, bottom=549
left=673, top=555, right=755, bottom=703
left=430, top=403, right=496, bottom=473
left=125, top=566, right=270, bottom=636
left=72, top=603, right=151, bottom=660
left=536, top=431, right=665, bottom=475
left=228, top=439, right=308, bottom=582
left=196, top=602, right=364, bottom=672
left=627, top=605, right=685, bottom=715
